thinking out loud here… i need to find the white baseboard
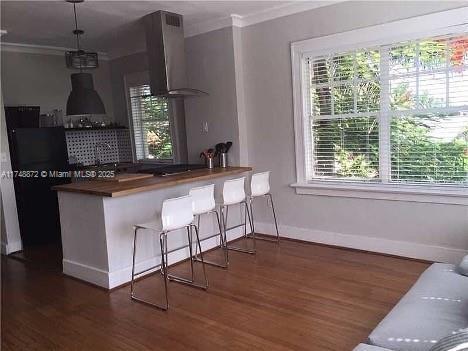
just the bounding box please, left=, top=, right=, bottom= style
left=63, top=227, right=245, bottom=289
left=255, top=222, right=467, bottom=264
left=63, top=259, right=110, bottom=288
left=1, top=240, right=22, bottom=255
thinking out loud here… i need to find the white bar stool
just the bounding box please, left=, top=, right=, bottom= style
left=249, top=171, right=280, bottom=242
left=220, top=177, right=256, bottom=254
left=130, top=195, right=208, bottom=310
left=189, top=184, right=228, bottom=268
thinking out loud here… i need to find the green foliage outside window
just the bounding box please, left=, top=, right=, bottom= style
left=311, top=37, right=468, bottom=184
left=141, top=96, right=173, bottom=160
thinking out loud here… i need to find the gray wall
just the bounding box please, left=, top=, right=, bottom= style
left=184, top=27, right=241, bottom=165
left=109, top=27, right=243, bottom=166
left=109, top=52, right=148, bottom=127
left=238, top=1, right=468, bottom=261
left=1, top=51, right=114, bottom=118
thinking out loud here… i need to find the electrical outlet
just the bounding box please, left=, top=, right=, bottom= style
left=202, top=121, right=209, bottom=133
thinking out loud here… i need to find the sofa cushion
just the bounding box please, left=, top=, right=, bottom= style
left=368, top=263, right=468, bottom=351
left=354, top=343, right=393, bottom=351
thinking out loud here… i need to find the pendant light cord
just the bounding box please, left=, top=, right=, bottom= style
left=73, top=3, right=82, bottom=72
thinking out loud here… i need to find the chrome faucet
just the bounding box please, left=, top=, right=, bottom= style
left=94, top=142, right=112, bottom=166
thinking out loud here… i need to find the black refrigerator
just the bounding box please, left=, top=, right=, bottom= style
left=6, top=108, right=70, bottom=247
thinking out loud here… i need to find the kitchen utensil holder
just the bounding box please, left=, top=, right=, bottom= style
left=206, top=158, right=214, bottom=169
left=219, top=153, right=228, bottom=168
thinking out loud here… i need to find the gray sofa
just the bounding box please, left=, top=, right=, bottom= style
left=354, top=263, right=468, bottom=351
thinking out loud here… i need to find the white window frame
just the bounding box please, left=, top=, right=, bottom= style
left=124, top=71, right=175, bottom=164
left=291, top=8, right=468, bottom=205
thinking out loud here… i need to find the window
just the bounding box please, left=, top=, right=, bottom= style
left=300, top=32, right=468, bottom=188
left=127, top=84, right=173, bottom=161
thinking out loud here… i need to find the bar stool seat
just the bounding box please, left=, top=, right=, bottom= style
left=130, top=195, right=208, bottom=311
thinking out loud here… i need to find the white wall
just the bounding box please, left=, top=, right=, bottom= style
left=1, top=50, right=114, bottom=118
left=237, top=1, right=468, bottom=263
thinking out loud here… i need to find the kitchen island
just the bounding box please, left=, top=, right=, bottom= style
left=53, top=166, right=252, bottom=289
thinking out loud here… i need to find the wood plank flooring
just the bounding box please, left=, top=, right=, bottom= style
left=1, top=238, right=429, bottom=351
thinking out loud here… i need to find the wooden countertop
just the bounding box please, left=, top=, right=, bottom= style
left=52, top=167, right=252, bottom=197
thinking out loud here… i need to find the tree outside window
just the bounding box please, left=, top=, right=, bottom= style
left=309, top=34, right=468, bottom=185
left=129, top=85, right=173, bottom=161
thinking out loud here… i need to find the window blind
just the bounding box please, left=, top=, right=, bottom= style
left=128, top=85, right=173, bottom=161
left=304, top=33, right=468, bottom=185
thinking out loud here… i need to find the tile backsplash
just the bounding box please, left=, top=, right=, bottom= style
left=65, top=129, right=133, bottom=166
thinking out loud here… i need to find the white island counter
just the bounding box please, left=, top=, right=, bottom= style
left=53, top=167, right=251, bottom=289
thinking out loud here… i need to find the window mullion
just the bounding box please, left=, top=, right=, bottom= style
left=379, top=47, right=391, bottom=183
left=138, top=96, right=147, bottom=159
left=445, top=41, right=450, bottom=107
left=415, top=41, right=420, bottom=108
left=303, top=57, right=314, bottom=180
left=353, top=51, right=358, bottom=114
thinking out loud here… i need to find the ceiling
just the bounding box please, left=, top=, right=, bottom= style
left=0, top=1, right=331, bottom=57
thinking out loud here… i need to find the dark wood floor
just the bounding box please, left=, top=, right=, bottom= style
left=8, top=243, right=63, bottom=272
left=1, top=238, right=429, bottom=351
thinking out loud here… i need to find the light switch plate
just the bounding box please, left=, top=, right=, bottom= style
left=202, top=121, right=209, bottom=133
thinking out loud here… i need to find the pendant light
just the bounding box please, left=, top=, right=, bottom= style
left=65, top=0, right=105, bottom=116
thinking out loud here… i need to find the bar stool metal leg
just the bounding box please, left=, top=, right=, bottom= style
left=220, top=205, right=227, bottom=245
left=130, top=227, right=169, bottom=311
left=160, top=233, right=169, bottom=309
left=225, top=201, right=256, bottom=254
left=187, top=226, right=195, bottom=282
left=216, top=210, right=229, bottom=265
left=130, top=227, right=138, bottom=298
left=167, top=224, right=208, bottom=290
left=130, top=226, right=138, bottom=298
left=192, top=224, right=208, bottom=288
left=243, top=203, right=248, bottom=238
left=268, top=193, right=280, bottom=242
left=249, top=197, right=255, bottom=238
left=193, top=210, right=229, bottom=268
left=248, top=194, right=280, bottom=243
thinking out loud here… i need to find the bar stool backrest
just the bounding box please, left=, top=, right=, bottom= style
left=189, top=184, right=216, bottom=215
left=161, top=195, right=194, bottom=232
left=223, top=177, right=246, bottom=205
left=251, top=171, right=271, bottom=197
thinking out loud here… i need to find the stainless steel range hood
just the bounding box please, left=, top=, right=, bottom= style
left=143, top=11, right=207, bottom=98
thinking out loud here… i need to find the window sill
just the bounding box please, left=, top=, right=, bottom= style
left=290, top=181, right=468, bottom=205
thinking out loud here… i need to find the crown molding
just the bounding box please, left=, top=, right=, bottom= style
left=185, top=14, right=242, bottom=38
left=0, top=2, right=341, bottom=58
left=0, top=42, right=109, bottom=60
left=184, top=1, right=340, bottom=38
left=239, top=1, right=339, bottom=27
